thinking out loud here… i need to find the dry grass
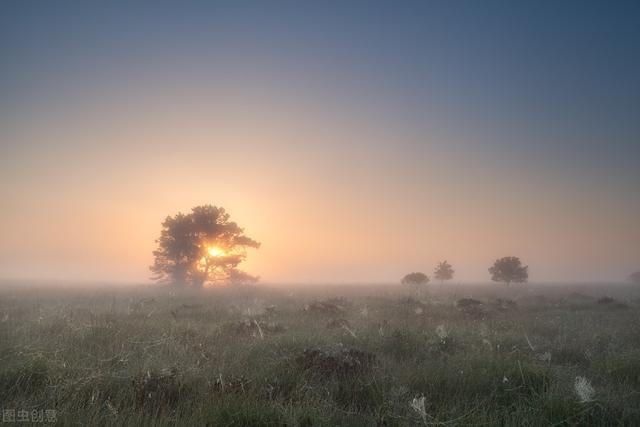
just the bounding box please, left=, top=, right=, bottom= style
left=1, top=282, right=640, bottom=425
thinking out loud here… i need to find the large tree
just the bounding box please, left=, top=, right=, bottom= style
left=629, top=271, right=640, bottom=285
left=150, top=205, right=260, bottom=287
left=433, top=261, right=454, bottom=284
left=489, top=256, right=528, bottom=285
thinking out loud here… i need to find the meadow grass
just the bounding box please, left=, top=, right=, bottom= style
left=1, top=282, right=639, bottom=426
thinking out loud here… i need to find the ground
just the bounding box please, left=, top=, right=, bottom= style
left=1, top=282, right=640, bottom=426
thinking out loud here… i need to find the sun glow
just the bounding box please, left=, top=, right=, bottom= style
left=207, top=246, right=225, bottom=257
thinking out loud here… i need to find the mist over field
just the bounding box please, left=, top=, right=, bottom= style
left=2, top=282, right=640, bottom=426
left=1, top=1, right=640, bottom=425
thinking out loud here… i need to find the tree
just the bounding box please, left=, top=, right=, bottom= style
left=489, top=256, right=528, bottom=285
left=629, top=271, right=640, bottom=285
left=401, top=272, right=430, bottom=286
left=433, top=261, right=454, bottom=284
left=150, top=205, right=260, bottom=287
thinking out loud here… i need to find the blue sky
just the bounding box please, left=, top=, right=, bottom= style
left=3, top=2, right=639, bottom=167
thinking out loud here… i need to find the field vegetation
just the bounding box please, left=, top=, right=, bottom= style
left=1, top=282, right=640, bottom=426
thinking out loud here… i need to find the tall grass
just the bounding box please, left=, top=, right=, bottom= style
left=1, top=283, right=639, bottom=425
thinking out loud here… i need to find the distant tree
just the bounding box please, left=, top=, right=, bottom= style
left=401, top=272, right=430, bottom=286
left=150, top=205, right=260, bottom=287
left=433, top=261, right=454, bottom=284
left=489, top=256, right=528, bottom=285
left=629, top=271, right=640, bottom=285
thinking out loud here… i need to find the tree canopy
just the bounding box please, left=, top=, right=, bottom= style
left=401, top=272, right=430, bottom=286
left=150, top=205, right=260, bottom=287
left=629, top=271, right=640, bottom=285
left=434, top=261, right=454, bottom=283
left=489, top=256, right=528, bottom=285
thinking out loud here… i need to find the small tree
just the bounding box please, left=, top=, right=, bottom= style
left=150, top=205, right=260, bottom=287
left=489, top=256, right=528, bottom=285
left=629, top=271, right=640, bottom=285
left=401, top=272, right=430, bottom=287
left=433, top=261, right=454, bottom=284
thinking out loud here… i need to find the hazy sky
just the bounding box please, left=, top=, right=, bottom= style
left=1, top=1, right=639, bottom=284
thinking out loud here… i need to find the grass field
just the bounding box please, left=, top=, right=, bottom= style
left=1, top=282, right=640, bottom=426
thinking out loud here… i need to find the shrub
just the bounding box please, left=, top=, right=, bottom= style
left=401, top=272, right=430, bottom=286
left=0, top=358, right=51, bottom=396
left=295, top=348, right=376, bottom=377
left=132, top=368, right=192, bottom=413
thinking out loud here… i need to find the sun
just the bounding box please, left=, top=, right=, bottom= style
left=207, top=246, right=225, bottom=257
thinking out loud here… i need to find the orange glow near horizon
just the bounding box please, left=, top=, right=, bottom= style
left=0, top=79, right=638, bottom=285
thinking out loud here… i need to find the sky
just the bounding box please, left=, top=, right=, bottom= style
left=1, top=1, right=639, bottom=284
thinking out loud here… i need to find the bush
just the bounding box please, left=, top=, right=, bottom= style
left=0, top=358, right=51, bottom=397
left=132, top=368, right=193, bottom=413
left=381, top=329, right=428, bottom=360
left=295, top=347, right=376, bottom=377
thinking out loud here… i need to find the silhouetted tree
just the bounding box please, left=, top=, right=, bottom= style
left=434, top=261, right=454, bottom=284
left=629, top=271, right=640, bottom=285
left=489, top=256, right=528, bottom=285
left=401, top=272, right=429, bottom=286
left=150, top=205, right=260, bottom=287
